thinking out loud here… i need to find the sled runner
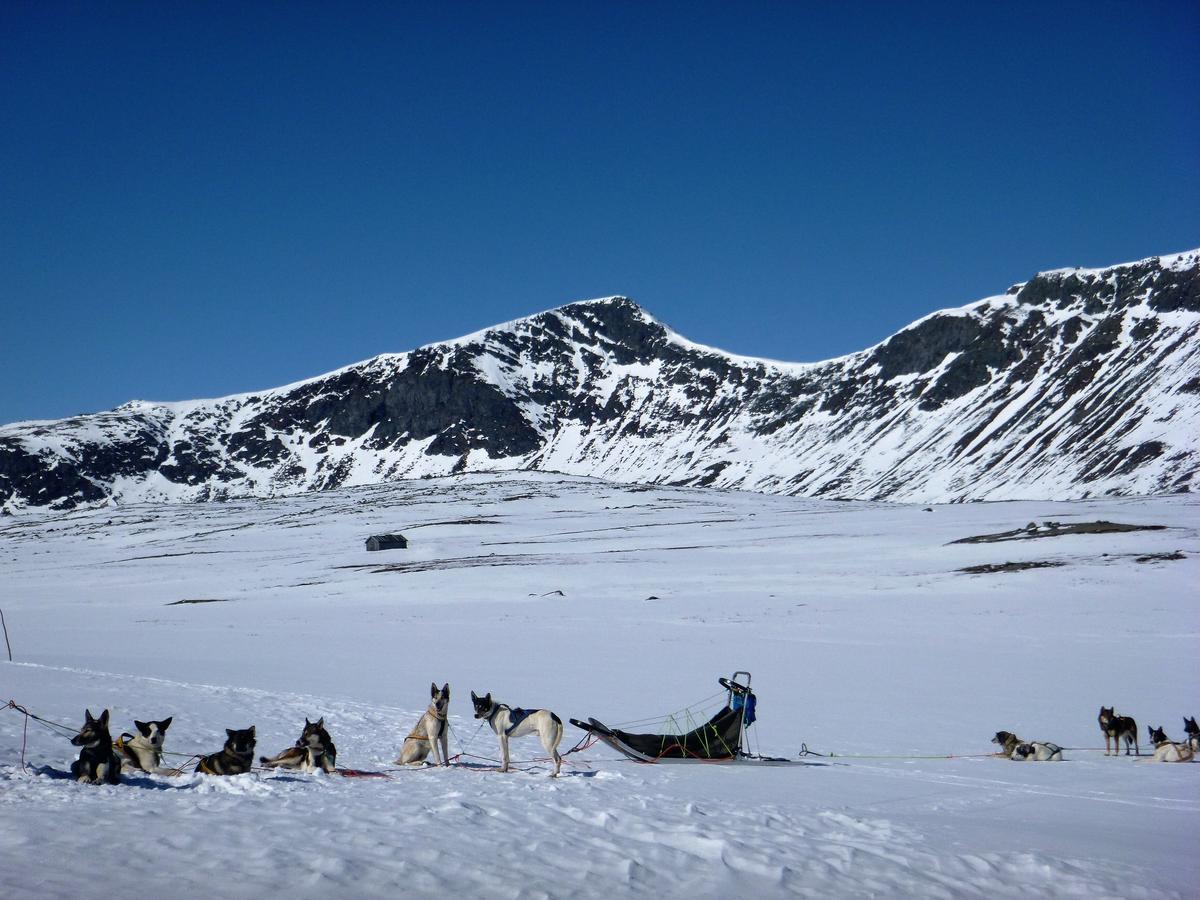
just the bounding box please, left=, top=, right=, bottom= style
left=570, top=671, right=795, bottom=764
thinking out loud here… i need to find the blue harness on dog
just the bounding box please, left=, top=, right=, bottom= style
left=504, top=708, right=534, bottom=736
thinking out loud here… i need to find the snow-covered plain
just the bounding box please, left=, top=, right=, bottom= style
left=1, top=473, right=1197, bottom=898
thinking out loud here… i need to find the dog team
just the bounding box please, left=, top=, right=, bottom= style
left=990, top=708, right=1199, bottom=763
left=65, top=683, right=566, bottom=784
left=64, top=691, right=1196, bottom=784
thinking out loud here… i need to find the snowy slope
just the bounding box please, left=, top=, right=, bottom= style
left=1, top=474, right=1197, bottom=898
left=1, top=249, right=1198, bottom=511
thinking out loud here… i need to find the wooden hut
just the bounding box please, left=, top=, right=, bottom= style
left=365, top=533, right=408, bottom=552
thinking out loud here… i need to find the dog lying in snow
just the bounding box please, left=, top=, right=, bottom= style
left=116, top=717, right=174, bottom=774
left=991, top=731, right=1023, bottom=758
left=395, top=683, right=450, bottom=766
left=1011, top=741, right=1063, bottom=761
left=259, top=718, right=337, bottom=773
left=195, top=726, right=256, bottom=776
left=70, top=709, right=121, bottom=784
left=991, top=731, right=1061, bottom=760
left=1148, top=725, right=1195, bottom=763
left=471, top=691, right=563, bottom=776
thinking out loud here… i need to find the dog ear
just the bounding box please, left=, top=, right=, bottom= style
left=98, top=709, right=109, bottom=727
left=248, top=725, right=255, bottom=736
left=315, top=718, right=323, bottom=728
left=443, top=683, right=450, bottom=697
left=85, top=709, right=95, bottom=723
left=136, top=720, right=151, bottom=737
left=471, top=691, right=478, bottom=701
left=305, top=718, right=312, bottom=726
left=161, top=716, right=172, bottom=731
left=431, top=682, right=438, bottom=698
left=485, top=693, right=491, bottom=704
left=227, top=729, right=236, bottom=738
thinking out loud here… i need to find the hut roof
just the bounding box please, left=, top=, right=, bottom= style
left=365, top=533, right=408, bottom=550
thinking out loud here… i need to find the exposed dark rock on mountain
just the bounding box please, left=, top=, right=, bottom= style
left=2, top=250, right=1197, bottom=510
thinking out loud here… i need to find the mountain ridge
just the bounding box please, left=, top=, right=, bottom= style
left=3, top=248, right=1198, bottom=510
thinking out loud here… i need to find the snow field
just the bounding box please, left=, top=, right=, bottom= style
left=1, top=473, right=1197, bottom=898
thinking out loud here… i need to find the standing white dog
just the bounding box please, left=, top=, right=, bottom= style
left=471, top=691, right=563, bottom=776
left=396, top=683, right=451, bottom=766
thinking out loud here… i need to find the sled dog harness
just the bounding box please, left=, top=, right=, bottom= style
left=504, top=708, right=533, bottom=736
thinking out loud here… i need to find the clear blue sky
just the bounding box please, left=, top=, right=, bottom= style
left=2, top=2, right=1197, bottom=424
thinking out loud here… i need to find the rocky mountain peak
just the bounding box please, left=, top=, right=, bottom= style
left=2, top=250, right=1197, bottom=511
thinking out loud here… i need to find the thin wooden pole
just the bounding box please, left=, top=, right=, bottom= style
left=0, top=608, right=12, bottom=662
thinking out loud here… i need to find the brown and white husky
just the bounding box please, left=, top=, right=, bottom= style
left=1098, top=707, right=1139, bottom=756
left=396, top=683, right=451, bottom=766
left=195, top=726, right=256, bottom=776
left=260, top=718, right=337, bottom=773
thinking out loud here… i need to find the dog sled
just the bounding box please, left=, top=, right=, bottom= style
left=570, top=671, right=805, bottom=765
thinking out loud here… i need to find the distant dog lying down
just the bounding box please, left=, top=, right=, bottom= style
left=260, top=718, right=337, bottom=773
left=196, top=726, right=256, bottom=776
left=1011, top=741, right=1063, bottom=761
left=991, top=731, right=1022, bottom=758
left=992, top=731, right=1061, bottom=760
left=1148, top=725, right=1195, bottom=763
left=116, top=717, right=174, bottom=774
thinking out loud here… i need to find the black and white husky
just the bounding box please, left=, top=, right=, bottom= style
left=471, top=691, right=563, bottom=776
left=1011, top=741, right=1063, bottom=761
left=116, top=717, right=174, bottom=774
left=396, top=683, right=451, bottom=766
left=1184, top=716, right=1200, bottom=753
left=195, top=726, right=256, bottom=776
left=260, top=718, right=337, bottom=773
left=70, top=708, right=122, bottom=784
left=1148, top=725, right=1195, bottom=763
left=992, top=730, right=1062, bottom=760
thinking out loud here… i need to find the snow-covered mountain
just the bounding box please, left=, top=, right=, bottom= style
left=2, top=249, right=1198, bottom=510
